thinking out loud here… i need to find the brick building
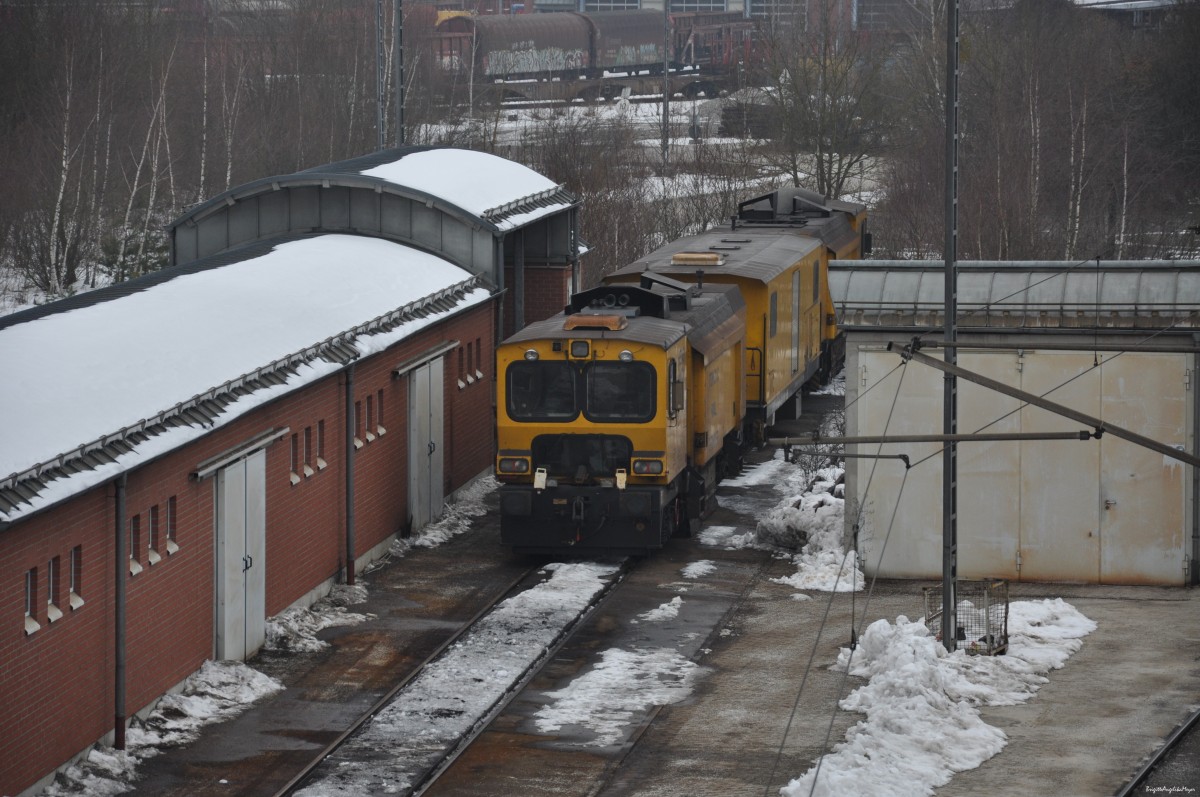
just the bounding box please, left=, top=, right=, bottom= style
left=0, top=147, right=579, bottom=796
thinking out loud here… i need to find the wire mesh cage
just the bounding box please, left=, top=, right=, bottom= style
left=923, top=580, right=1009, bottom=656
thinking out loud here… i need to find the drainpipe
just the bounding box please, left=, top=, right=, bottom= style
left=514, top=228, right=525, bottom=332
left=345, top=365, right=357, bottom=586
left=1193, top=334, right=1199, bottom=586
left=570, top=206, right=580, bottom=296
left=114, top=473, right=127, bottom=749
left=495, top=235, right=506, bottom=340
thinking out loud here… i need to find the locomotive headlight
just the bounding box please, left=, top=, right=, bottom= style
left=497, top=457, right=530, bottom=474
left=632, top=459, right=664, bottom=475
left=524, top=349, right=539, bottom=361
left=619, top=349, right=634, bottom=362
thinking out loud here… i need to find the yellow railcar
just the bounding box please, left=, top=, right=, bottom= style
left=496, top=275, right=745, bottom=554
left=495, top=186, right=866, bottom=554
left=607, top=186, right=868, bottom=437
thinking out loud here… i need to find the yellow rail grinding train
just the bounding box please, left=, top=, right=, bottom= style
left=495, top=187, right=868, bottom=554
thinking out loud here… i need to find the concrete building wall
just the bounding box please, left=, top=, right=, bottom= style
left=845, top=341, right=1194, bottom=585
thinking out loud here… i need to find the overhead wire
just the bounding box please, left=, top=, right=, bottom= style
left=904, top=307, right=1200, bottom=472
left=763, top=355, right=911, bottom=797
left=767, top=254, right=1195, bottom=794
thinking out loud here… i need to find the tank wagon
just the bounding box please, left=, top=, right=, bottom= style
left=494, top=186, right=868, bottom=555
left=434, top=10, right=756, bottom=101
left=436, top=11, right=663, bottom=81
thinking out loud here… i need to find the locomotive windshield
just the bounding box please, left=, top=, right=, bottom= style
left=507, top=361, right=576, bottom=420
left=506, top=360, right=656, bottom=423
left=531, top=434, right=633, bottom=480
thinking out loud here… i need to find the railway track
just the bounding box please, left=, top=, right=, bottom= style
left=269, top=563, right=542, bottom=797
left=123, top=399, right=836, bottom=797
left=286, top=559, right=631, bottom=797
left=1117, top=705, right=1200, bottom=795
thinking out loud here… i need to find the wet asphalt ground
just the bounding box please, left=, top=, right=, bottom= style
left=121, top=392, right=1200, bottom=796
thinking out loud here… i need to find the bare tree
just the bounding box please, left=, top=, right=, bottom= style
left=758, top=0, right=892, bottom=199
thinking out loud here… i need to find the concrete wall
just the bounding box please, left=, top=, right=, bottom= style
left=844, top=339, right=1195, bottom=585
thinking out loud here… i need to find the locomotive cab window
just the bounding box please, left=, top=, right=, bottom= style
left=585, top=362, right=656, bottom=422
left=508, top=361, right=577, bottom=421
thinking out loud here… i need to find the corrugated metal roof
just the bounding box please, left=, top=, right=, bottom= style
left=830, top=260, right=1200, bottom=329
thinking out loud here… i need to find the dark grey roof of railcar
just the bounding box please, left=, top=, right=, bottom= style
left=612, top=226, right=825, bottom=285
left=504, top=281, right=744, bottom=351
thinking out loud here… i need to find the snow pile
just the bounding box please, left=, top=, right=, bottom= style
left=265, top=582, right=374, bottom=653
left=295, top=561, right=621, bottom=797
left=756, top=472, right=843, bottom=550
left=781, top=599, right=1096, bottom=797
left=44, top=661, right=283, bottom=796
left=634, top=596, right=684, bottom=623
left=768, top=468, right=863, bottom=593
left=534, top=648, right=703, bottom=747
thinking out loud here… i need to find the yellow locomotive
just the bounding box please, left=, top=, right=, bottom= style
left=495, top=187, right=868, bottom=554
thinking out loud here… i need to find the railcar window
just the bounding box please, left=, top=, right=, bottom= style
left=507, top=362, right=578, bottom=421
left=585, top=362, right=656, bottom=422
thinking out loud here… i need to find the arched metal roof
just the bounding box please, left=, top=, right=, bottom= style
left=168, top=146, right=577, bottom=237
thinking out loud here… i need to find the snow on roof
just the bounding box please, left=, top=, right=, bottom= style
left=358, top=148, right=571, bottom=231
left=0, top=235, right=489, bottom=519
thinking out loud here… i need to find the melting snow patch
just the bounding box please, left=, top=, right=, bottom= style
left=698, top=525, right=758, bottom=550
left=265, top=582, right=373, bottom=653
left=383, top=476, right=498, bottom=560
left=721, top=451, right=793, bottom=487
left=810, top=369, right=846, bottom=396
left=682, top=560, right=717, bottom=579
left=534, top=648, right=703, bottom=746
left=634, top=596, right=684, bottom=624
left=781, top=599, right=1095, bottom=797
left=45, top=661, right=283, bottom=796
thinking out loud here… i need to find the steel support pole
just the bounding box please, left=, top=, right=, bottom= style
left=661, top=0, right=670, bottom=172
left=942, top=0, right=960, bottom=653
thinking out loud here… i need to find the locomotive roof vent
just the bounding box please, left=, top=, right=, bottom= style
left=563, top=313, right=628, bottom=331
left=671, top=251, right=724, bottom=266
left=568, top=283, right=671, bottom=319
